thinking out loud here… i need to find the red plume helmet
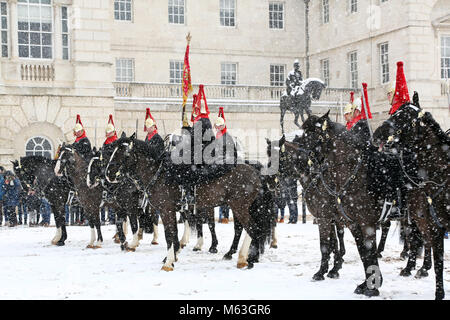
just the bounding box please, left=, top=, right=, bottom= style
left=389, top=61, right=410, bottom=115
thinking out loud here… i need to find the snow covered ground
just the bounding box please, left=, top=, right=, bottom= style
left=0, top=213, right=448, bottom=300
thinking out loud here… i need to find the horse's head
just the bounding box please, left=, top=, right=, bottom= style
left=54, top=144, right=75, bottom=177
left=105, top=132, right=139, bottom=184
left=300, top=111, right=335, bottom=158
left=304, top=78, right=326, bottom=100
left=86, top=148, right=103, bottom=188
left=373, top=103, right=427, bottom=153
left=11, top=158, right=33, bottom=191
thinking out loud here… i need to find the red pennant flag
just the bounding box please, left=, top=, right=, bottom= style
left=182, top=44, right=193, bottom=105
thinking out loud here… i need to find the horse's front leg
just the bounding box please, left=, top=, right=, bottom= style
left=160, top=210, right=179, bottom=271
left=94, top=213, right=103, bottom=249
left=207, top=218, right=218, bottom=254
left=86, top=216, right=96, bottom=249
left=376, top=220, right=391, bottom=258
left=313, top=218, right=332, bottom=281
left=128, top=213, right=140, bottom=251
left=115, top=214, right=128, bottom=251
left=193, top=223, right=204, bottom=251
left=224, top=220, right=243, bottom=260
left=51, top=210, right=63, bottom=245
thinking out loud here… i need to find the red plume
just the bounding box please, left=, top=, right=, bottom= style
left=218, top=107, right=225, bottom=121
left=76, top=114, right=83, bottom=126
left=350, top=91, right=354, bottom=104
left=108, top=114, right=115, bottom=126
left=361, top=83, right=372, bottom=119
left=389, top=61, right=410, bottom=115
left=144, top=107, right=156, bottom=130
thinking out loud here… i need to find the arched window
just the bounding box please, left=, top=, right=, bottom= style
left=25, top=136, right=53, bottom=159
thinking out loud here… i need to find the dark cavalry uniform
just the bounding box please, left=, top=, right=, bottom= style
left=73, top=135, right=92, bottom=160
left=145, top=131, right=165, bottom=160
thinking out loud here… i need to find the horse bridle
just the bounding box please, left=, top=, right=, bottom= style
left=105, top=141, right=134, bottom=184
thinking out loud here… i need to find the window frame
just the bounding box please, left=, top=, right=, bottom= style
left=61, top=6, right=69, bottom=60
left=349, top=0, right=357, bottom=13
left=379, top=42, right=389, bottom=84
left=115, top=58, right=134, bottom=82
left=269, top=2, right=284, bottom=30
left=320, top=58, right=330, bottom=87
left=219, top=0, right=236, bottom=28
left=168, top=0, right=185, bottom=25
left=25, top=136, right=53, bottom=159
left=440, top=35, right=450, bottom=80
left=1, top=1, right=8, bottom=58
left=169, top=60, right=184, bottom=84
left=322, top=0, right=329, bottom=24
left=17, top=0, right=54, bottom=61
left=221, top=62, right=238, bottom=85
left=270, top=64, right=286, bottom=87
left=348, top=51, right=358, bottom=89
left=114, top=0, right=133, bottom=22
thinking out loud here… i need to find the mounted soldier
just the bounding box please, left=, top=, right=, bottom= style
left=144, top=108, right=165, bottom=160
left=73, top=114, right=92, bottom=160
left=102, top=114, right=118, bottom=157
left=286, top=59, right=303, bottom=97
left=211, top=107, right=237, bottom=174
left=344, top=92, right=370, bottom=147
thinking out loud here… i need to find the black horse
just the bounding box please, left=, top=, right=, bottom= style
left=12, top=156, right=70, bottom=246
left=270, top=135, right=346, bottom=280
left=280, top=78, right=326, bottom=134
left=106, top=134, right=270, bottom=270
left=373, top=103, right=449, bottom=300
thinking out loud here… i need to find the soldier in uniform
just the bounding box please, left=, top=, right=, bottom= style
left=286, top=59, right=303, bottom=97
left=144, top=108, right=165, bottom=159
left=100, top=115, right=118, bottom=224
left=212, top=107, right=237, bottom=168
left=73, top=114, right=92, bottom=160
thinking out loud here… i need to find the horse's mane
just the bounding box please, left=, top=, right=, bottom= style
left=423, top=111, right=450, bottom=146
left=20, top=155, right=55, bottom=169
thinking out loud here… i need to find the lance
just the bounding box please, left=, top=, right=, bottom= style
left=94, top=119, right=97, bottom=149
left=136, top=119, right=139, bottom=139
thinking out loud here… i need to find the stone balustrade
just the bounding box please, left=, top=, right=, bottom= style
left=20, top=63, right=55, bottom=82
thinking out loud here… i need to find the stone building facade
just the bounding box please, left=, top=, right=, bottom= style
left=0, top=0, right=448, bottom=168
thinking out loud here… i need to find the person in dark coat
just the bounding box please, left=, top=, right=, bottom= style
left=2, top=171, right=22, bottom=227
left=73, top=114, right=92, bottom=160
left=144, top=108, right=165, bottom=159
left=286, top=177, right=299, bottom=224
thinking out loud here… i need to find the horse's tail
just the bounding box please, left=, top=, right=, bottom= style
left=249, top=186, right=277, bottom=255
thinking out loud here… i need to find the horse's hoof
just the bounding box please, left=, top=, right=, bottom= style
left=327, top=271, right=339, bottom=279
left=354, top=283, right=367, bottom=295
left=86, top=245, right=94, bottom=249
left=93, top=245, right=102, bottom=249
left=161, top=265, right=174, bottom=272
left=223, top=254, right=233, bottom=260
left=209, top=248, right=218, bottom=254
left=247, top=262, right=254, bottom=269
left=151, top=241, right=159, bottom=245
left=400, top=252, right=409, bottom=260
left=237, top=262, right=248, bottom=269
left=51, top=240, right=58, bottom=245
left=363, top=288, right=380, bottom=297
left=435, top=290, right=445, bottom=301
left=377, top=252, right=382, bottom=259
left=313, top=273, right=325, bottom=281
left=193, top=247, right=201, bottom=252
left=56, top=241, right=65, bottom=247
left=415, top=269, right=429, bottom=278
left=400, top=269, right=412, bottom=277
left=126, top=247, right=136, bottom=252
left=114, top=239, right=120, bottom=244
left=270, top=244, right=278, bottom=249
left=180, top=244, right=186, bottom=249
